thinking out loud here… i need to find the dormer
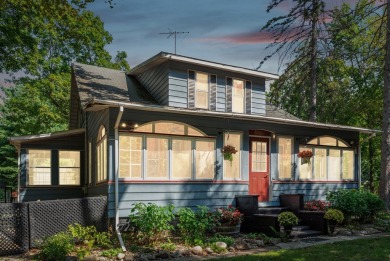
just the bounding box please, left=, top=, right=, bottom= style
left=129, top=52, right=279, bottom=115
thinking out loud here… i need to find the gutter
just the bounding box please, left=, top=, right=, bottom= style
left=114, top=106, right=126, bottom=252
left=358, top=133, right=377, bottom=188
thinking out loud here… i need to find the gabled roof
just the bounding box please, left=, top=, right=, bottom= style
left=72, top=63, right=157, bottom=108
left=129, top=52, right=279, bottom=80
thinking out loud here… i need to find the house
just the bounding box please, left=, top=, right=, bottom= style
left=10, top=52, right=378, bottom=222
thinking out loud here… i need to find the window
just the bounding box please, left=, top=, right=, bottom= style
left=119, top=121, right=216, bottom=180
left=196, top=140, right=215, bottom=179
left=59, top=151, right=80, bottom=185
left=119, top=135, right=143, bottom=178
left=28, top=150, right=51, bottom=185
left=146, top=137, right=169, bottom=179
left=195, top=72, right=209, bottom=109
left=172, top=139, right=192, bottom=179
left=88, top=142, right=92, bottom=184
left=278, top=137, right=292, bottom=179
left=232, top=79, right=245, bottom=113
left=224, top=132, right=241, bottom=179
left=299, top=136, right=355, bottom=181
left=96, top=126, right=107, bottom=182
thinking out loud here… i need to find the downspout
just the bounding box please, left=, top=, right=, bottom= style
left=17, top=147, right=20, bottom=203
left=114, top=106, right=126, bottom=251
left=359, top=133, right=376, bottom=188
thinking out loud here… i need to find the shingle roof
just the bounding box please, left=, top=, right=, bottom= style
left=72, top=63, right=157, bottom=107
left=266, top=104, right=300, bottom=120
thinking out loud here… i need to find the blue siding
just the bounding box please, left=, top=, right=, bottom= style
left=168, top=70, right=188, bottom=108
left=251, top=81, right=266, bottom=115
left=107, top=183, right=248, bottom=217
left=137, top=63, right=169, bottom=105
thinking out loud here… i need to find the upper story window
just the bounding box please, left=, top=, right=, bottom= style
left=96, top=126, right=107, bottom=182
left=232, top=79, right=245, bottom=113
left=195, top=72, right=209, bottom=109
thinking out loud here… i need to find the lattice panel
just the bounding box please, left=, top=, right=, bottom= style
left=28, top=196, right=107, bottom=247
left=0, top=203, right=29, bottom=256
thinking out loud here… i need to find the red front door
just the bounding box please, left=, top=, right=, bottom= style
left=249, top=137, right=270, bottom=202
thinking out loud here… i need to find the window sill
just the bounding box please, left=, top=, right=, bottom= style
left=109, top=180, right=248, bottom=184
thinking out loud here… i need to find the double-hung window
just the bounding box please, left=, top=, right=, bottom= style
left=59, top=151, right=81, bottom=185
left=232, top=79, right=245, bottom=113
left=195, top=72, right=209, bottom=109
left=223, top=132, right=242, bottom=179
left=277, top=137, right=293, bottom=179
left=28, top=150, right=51, bottom=185
left=96, top=126, right=107, bottom=182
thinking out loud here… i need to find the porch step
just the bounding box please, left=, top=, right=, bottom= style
left=293, top=225, right=311, bottom=231
left=258, top=206, right=289, bottom=215
left=291, top=229, right=324, bottom=238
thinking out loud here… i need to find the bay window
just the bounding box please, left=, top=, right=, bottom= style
left=299, top=136, right=355, bottom=181
left=96, top=126, right=107, bottom=182
left=146, top=137, right=169, bottom=179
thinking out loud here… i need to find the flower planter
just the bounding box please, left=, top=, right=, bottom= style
left=283, top=225, right=293, bottom=236
left=279, top=194, right=304, bottom=214
left=301, top=157, right=311, bottom=165
left=235, top=195, right=259, bottom=215
left=298, top=210, right=327, bottom=234
left=215, top=223, right=241, bottom=237
left=327, top=220, right=337, bottom=235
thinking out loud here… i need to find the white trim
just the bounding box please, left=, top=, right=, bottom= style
left=9, top=129, right=85, bottom=146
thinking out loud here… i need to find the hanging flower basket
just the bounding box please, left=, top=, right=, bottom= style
left=298, top=150, right=313, bottom=165
left=221, top=145, right=238, bottom=163
left=11, top=191, right=18, bottom=198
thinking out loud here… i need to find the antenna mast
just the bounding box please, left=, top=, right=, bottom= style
left=159, top=29, right=189, bottom=54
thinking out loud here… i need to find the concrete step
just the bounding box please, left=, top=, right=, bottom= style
left=293, top=225, right=311, bottom=231
left=258, top=206, right=289, bottom=215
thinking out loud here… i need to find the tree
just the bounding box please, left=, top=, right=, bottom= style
left=380, top=0, right=390, bottom=209
left=261, top=0, right=326, bottom=121
left=0, top=1, right=129, bottom=188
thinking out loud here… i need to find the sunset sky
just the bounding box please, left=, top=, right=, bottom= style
left=0, top=0, right=358, bottom=86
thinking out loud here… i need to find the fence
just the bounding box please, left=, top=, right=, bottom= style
left=0, top=196, right=107, bottom=256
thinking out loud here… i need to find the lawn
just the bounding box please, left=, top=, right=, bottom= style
left=217, top=236, right=390, bottom=261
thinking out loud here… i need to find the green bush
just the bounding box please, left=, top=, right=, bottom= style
left=40, top=232, right=74, bottom=261
left=68, top=223, right=111, bottom=248
left=208, top=234, right=235, bottom=247
left=129, top=202, right=175, bottom=244
left=278, top=211, right=298, bottom=226
left=326, top=189, right=385, bottom=221
left=177, top=206, right=215, bottom=245
left=324, top=209, right=344, bottom=223
left=102, top=248, right=123, bottom=257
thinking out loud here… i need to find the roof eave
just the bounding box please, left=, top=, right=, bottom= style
left=88, top=99, right=379, bottom=135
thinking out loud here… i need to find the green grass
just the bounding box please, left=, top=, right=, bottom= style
left=217, top=237, right=390, bottom=261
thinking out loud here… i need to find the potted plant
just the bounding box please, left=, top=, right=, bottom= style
left=11, top=191, right=18, bottom=198
left=278, top=211, right=298, bottom=235
left=213, top=205, right=243, bottom=236
left=298, top=150, right=313, bottom=165
left=304, top=200, right=330, bottom=211
left=324, top=209, right=344, bottom=235
left=221, top=145, right=238, bottom=163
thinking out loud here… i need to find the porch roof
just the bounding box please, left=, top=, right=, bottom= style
left=9, top=129, right=85, bottom=148
left=85, top=99, right=380, bottom=135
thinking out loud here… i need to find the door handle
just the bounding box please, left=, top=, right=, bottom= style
left=264, top=175, right=269, bottom=178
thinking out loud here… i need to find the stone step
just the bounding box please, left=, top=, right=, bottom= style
left=291, top=229, right=324, bottom=238
left=258, top=206, right=289, bottom=215
left=293, top=225, right=311, bottom=231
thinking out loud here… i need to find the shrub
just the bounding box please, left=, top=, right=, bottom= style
left=177, top=206, right=215, bottom=245
left=159, top=242, right=176, bottom=251
left=208, top=234, right=235, bottom=247
left=304, top=200, right=329, bottom=211
left=277, top=211, right=298, bottom=226
left=40, top=232, right=74, bottom=261
left=102, top=248, right=123, bottom=257
left=326, top=189, right=385, bottom=221
left=324, top=209, right=344, bottom=223
left=129, top=202, right=175, bottom=244
left=68, top=223, right=111, bottom=248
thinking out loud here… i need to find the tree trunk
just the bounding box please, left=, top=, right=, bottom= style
left=309, top=0, right=318, bottom=122
left=380, top=0, right=390, bottom=210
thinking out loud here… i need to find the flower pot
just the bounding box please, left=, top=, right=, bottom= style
left=327, top=220, right=337, bottom=235
left=283, top=225, right=293, bottom=235
left=215, top=223, right=241, bottom=237
left=223, top=153, right=233, bottom=162
left=301, top=157, right=311, bottom=165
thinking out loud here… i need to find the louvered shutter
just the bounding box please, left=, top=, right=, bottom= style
left=226, top=77, right=232, bottom=113
left=245, top=81, right=252, bottom=114
left=188, top=71, right=195, bottom=108
left=210, top=75, right=217, bottom=111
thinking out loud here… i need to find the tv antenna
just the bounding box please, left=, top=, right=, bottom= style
left=159, top=29, right=189, bottom=54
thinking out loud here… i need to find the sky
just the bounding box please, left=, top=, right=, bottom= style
left=0, top=0, right=358, bottom=86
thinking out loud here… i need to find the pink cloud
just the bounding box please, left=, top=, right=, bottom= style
left=197, top=31, right=275, bottom=45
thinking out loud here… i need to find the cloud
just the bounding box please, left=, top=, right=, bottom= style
left=197, top=31, right=275, bottom=45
